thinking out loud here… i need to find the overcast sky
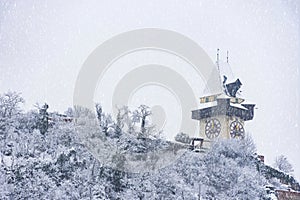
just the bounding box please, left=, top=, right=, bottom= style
left=0, top=0, right=299, bottom=179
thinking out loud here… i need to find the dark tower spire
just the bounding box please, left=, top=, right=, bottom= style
left=216, top=48, right=222, bottom=91
left=226, top=50, right=229, bottom=63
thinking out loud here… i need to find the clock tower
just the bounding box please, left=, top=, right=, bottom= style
left=191, top=78, right=255, bottom=149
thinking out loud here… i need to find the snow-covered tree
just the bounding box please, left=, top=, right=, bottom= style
left=273, top=155, right=294, bottom=174
left=94, top=104, right=114, bottom=136
left=0, top=91, right=24, bottom=119
left=202, top=138, right=267, bottom=199
left=0, top=91, right=24, bottom=140
left=137, top=105, right=152, bottom=138
left=115, top=106, right=130, bottom=136
left=64, top=107, right=74, bottom=117
left=37, top=103, right=49, bottom=135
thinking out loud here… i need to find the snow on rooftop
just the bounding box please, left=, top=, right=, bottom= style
left=216, top=93, right=231, bottom=99
left=198, top=100, right=218, bottom=109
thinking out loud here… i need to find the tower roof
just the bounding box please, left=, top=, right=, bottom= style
left=192, top=97, right=255, bottom=121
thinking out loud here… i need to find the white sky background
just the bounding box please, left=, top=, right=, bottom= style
left=0, top=0, right=300, bottom=179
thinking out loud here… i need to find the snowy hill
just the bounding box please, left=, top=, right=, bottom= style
left=0, top=92, right=299, bottom=199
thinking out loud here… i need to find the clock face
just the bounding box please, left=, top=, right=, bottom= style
left=205, top=118, right=221, bottom=139
left=230, top=121, right=245, bottom=139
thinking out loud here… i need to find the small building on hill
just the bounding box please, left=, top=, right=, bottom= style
left=276, top=189, right=300, bottom=200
